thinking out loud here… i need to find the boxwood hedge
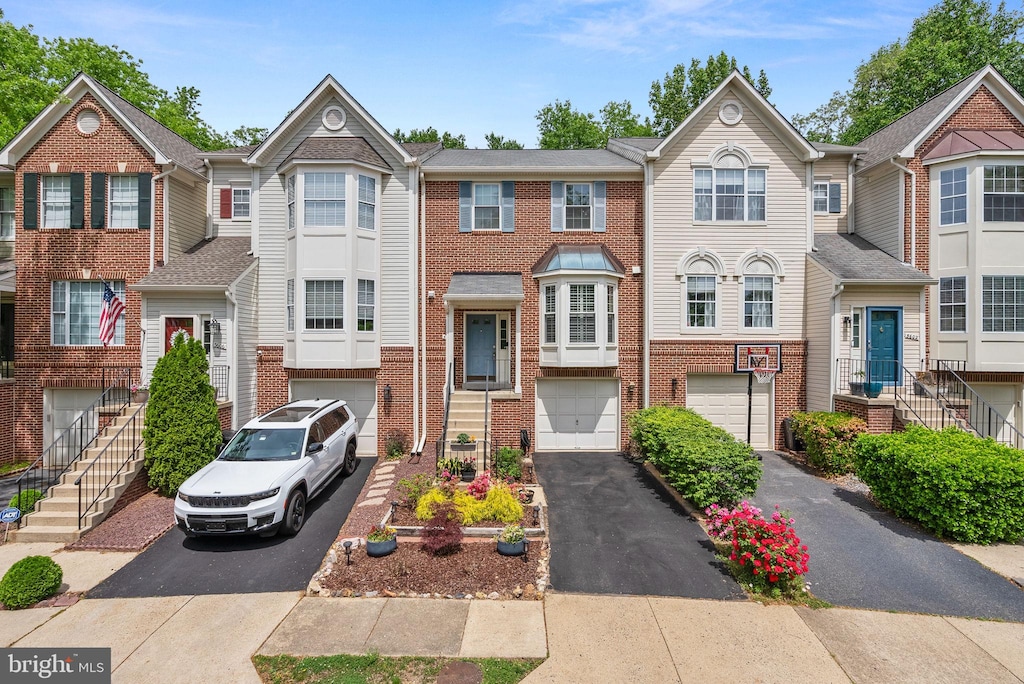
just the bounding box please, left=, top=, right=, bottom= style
left=854, top=425, right=1024, bottom=544
left=629, top=406, right=761, bottom=508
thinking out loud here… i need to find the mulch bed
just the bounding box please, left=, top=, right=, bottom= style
left=318, top=542, right=544, bottom=599
left=64, top=491, right=174, bottom=552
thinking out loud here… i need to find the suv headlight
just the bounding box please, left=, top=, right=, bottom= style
left=177, top=492, right=191, bottom=504
left=247, top=488, right=280, bottom=502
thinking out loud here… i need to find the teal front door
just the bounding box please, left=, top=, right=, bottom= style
left=466, top=315, right=496, bottom=379
left=867, top=308, right=900, bottom=384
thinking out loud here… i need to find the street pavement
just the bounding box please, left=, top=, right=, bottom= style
left=535, top=452, right=745, bottom=599
left=86, top=457, right=373, bottom=598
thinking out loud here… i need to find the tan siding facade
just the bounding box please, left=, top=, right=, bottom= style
left=167, top=176, right=206, bottom=260
left=804, top=258, right=834, bottom=411
left=211, top=161, right=252, bottom=239
left=854, top=168, right=902, bottom=259
left=812, top=157, right=850, bottom=234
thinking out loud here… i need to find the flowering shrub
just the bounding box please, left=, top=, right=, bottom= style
left=365, top=525, right=396, bottom=542
left=466, top=470, right=493, bottom=500
left=706, top=501, right=809, bottom=598
left=790, top=411, right=866, bottom=475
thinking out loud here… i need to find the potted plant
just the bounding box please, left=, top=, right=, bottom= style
left=460, top=455, right=477, bottom=482
left=365, top=525, right=398, bottom=557
left=495, top=523, right=526, bottom=556
left=849, top=370, right=866, bottom=397
left=450, top=433, right=476, bottom=452
left=130, top=381, right=149, bottom=403
left=864, top=379, right=883, bottom=399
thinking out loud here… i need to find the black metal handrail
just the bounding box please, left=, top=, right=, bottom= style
left=933, top=359, right=1024, bottom=449
left=210, top=364, right=229, bottom=400
left=14, top=367, right=134, bottom=527
left=75, top=401, right=146, bottom=528
left=482, top=373, right=490, bottom=473
left=436, top=361, right=455, bottom=475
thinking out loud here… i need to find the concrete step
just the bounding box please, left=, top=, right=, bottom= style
left=9, top=525, right=85, bottom=543
left=17, top=509, right=103, bottom=528
left=35, top=496, right=87, bottom=513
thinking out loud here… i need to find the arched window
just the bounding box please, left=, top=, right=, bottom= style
left=677, top=249, right=726, bottom=330
left=737, top=251, right=783, bottom=330
left=694, top=148, right=766, bottom=222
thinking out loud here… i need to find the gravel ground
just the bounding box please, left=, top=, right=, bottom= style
left=65, top=491, right=174, bottom=552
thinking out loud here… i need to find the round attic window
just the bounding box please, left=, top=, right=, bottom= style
left=76, top=108, right=101, bottom=135
left=322, top=105, right=346, bottom=131
left=719, top=100, right=743, bottom=126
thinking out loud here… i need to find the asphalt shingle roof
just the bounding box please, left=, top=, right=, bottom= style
left=922, top=129, right=1024, bottom=161
left=132, top=237, right=255, bottom=289
left=810, top=233, right=934, bottom=283
left=279, top=137, right=391, bottom=171
left=610, top=137, right=664, bottom=151
left=444, top=273, right=524, bottom=300
left=401, top=142, right=443, bottom=158
left=89, top=78, right=206, bottom=171
left=423, top=149, right=640, bottom=169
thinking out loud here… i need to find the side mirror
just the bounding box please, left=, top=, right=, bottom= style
left=306, top=441, right=324, bottom=455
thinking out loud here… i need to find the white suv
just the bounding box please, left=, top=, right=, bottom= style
left=174, top=399, right=358, bottom=538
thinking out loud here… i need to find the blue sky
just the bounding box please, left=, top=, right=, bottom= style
left=4, top=0, right=939, bottom=147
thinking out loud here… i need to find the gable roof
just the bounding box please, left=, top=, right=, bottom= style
left=246, top=75, right=413, bottom=168
left=131, top=237, right=255, bottom=291
left=856, top=66, right=1024, bottom=173
left=810, top=233, right=935, bottom=284
left=652, top=70, right=820, bottom=162
left=401, top=142, right=443, bottom=160
left=0, top=73, right=204, bottom=171
left=279, top=137, right=390, bottom=172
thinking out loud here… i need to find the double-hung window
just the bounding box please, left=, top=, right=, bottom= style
left=568, top=284, right=596, bottom=343
left=43, top=175, right=71, bottom=228
left=982, top=275, right=1024, bottom=332
left=51, top=280, right=125, bottom=345
left=813, top=182, right=841, bottom=214
left=305, top=279, right=344, bottom=330
left=940, top=167, right=967, bottom=225
left=984, top=165, right=1024, bottom=222
left=109, top=175, right=139, bottom=228
left=357, top=279, right=375, bottom=331
left=565, top=184, right=592, bottom=230
left=286, top=279, right=295, bottom=333
left=473, top=183, right=500, bottom=230
left=286, top=175, right=296, bottom=230
left=744, top=276, right=774, bottom=329
left=694, top=157, right=766, bottom=222
left=939, top=276, right=967, bottom=332
left=606, top=284, right=616, bottom=343
left=304, top=172, right=345, bottom=226
left=543, top=285, right=556, bottom=344
left=687, top=276, right=717, bottom=328
left=358, top=175, right=375, bottom=230
left=232, top=187, right=250, bottom=218
left=0, top=187, right=13, bottom=238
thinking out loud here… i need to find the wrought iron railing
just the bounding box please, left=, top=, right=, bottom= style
left=932, top=359, right=1024, bottom=449
left=75, top=401, right=146, bottom=528
left=436, top=361, right=455, bottom=474
left=210, top=364, right=229, bottom=400
left=14, top=367, right=135, bottom=527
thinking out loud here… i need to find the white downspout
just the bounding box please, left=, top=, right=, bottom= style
left=889, top=158, right=916, bottom=267
left=846, top=154, right=858, bottom=234
left=807, top=163, right=815, bottom=250
left=150, top=166, right=176, bottom=271
left=419, top=169, right=428, bottom=452
left=203, top=159, right=214, bottom=239
left=643, top=156, right=654, bottom=408
left=225, top=286, right=239, bottom=428
left=829, top=282, right=845, bottom=411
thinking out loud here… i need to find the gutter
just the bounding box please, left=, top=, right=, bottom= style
left=889, top=158, right=916, bottom=267
left=643, top=157, right=654, bottom=409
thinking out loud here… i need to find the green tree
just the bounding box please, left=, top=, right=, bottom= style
left=392, top=126, right=468, bottom=149
left=649, top=52, right=771, bottom=136
left=227, top=126, right=269, bottom=147
left=794, top=0, right=1024, bottom=145
left=0, top=12, right=53, bottom=145
left=536, top=100, right=606, bottom=149
left=485, top=132, right=524, bottom=149
left=599, top=100, right=655, bottom=139
left=143, top=332, right=222, bottom=496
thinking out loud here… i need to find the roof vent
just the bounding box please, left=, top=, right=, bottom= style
left=76, top=108, right=101, bottom=135
left=719, top=100, right=743, bottom=126
left=322, top=105, right=346, bottom=131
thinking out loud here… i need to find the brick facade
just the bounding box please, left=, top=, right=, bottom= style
left=13, top=93, right=162, bottom=456
left=0, top=379, right=13, bottom=465
left=423, top=179, right=644, bottom=451
left=834, top=397, right=901, bottom=435
left=649, top=339, right=807, bottom=450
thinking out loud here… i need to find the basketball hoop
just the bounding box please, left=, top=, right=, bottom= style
left=753, top=368, right=775, bottom=384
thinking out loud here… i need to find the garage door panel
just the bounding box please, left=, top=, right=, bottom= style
left=686, top=374, right=771, bottom=449
left=290, top=380, right=377, bottom=457
left=536, top=379, right=619, bottom=451
left=973, top=384, right=1018, bottom=442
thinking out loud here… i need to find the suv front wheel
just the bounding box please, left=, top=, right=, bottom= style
left=280, top=489, right=306, bottom=536
left=343, top=441, right=357, bottom=476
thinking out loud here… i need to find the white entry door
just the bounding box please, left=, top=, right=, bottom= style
left=289, top=380, right=377, bottom=457
left=686, top=374, right=773, bottom=449
left=536, top=379, right=619, bottom=451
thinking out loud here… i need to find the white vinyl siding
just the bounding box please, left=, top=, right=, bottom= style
left=939, top=276, right=967, bottom=332
left=42, top=175, right=71, bottom=228
left=167, top=177, right=207, bottom=260
left=51, top=281, right=125, bottom=346
left=812, top=158, right=850, bottom=233
left=108, top=175, right=139, bottom=228
left=212, top=163, right=254, bottom=238
left=940, top=167, right=967, bottom=225
left=804, top=258, right=834, bottom=411
left=853, top=168, right=902, bottom=260
left=233, top=266, right=260, bottom=425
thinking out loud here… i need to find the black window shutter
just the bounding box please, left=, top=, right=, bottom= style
left=91, top=173, right=106, bottom=228
left=137, top=173, right=152, bottom=229
left=22, top=173, right=37, bottom=230
left=70, top=173, right=85, bottom=228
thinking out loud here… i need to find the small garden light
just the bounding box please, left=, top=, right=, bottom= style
left=343, top=540, right=352, bottom=566
left=523, top=537, right=530, bottom=563
left=532, top=504, right=541, bottom=527
left=390, top=500, right=399, bottom=521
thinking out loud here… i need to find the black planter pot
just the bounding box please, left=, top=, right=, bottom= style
left=366, top=537, right=397, bottom=557
left=461, top=469, right=477, bottom=482
left=849, top=381, right=865, bottom=397
left=496, top=540, right=526, bottom=556
left=521, top=490, right=535, bottom=505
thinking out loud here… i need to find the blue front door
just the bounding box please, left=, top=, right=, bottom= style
left=466, top=315, right=496, bottom=379
left=867, top=308, right=900, bottom=384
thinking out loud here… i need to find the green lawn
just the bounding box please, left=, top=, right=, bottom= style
left=253, top=654, right=543, bottom=684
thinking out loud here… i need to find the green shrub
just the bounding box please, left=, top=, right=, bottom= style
left=396, top=474, right=433, bottom=508
left=415, top=488, right=449, bottom=521
left=790, top=411, right=866, bottom=475
left=629, top=406, right=761, bottom=508
left=385, top=430, right=408, bottom=461
left=0, top=556, right=63, bottom=609
left=854, top=425, right=1024, bottom=543
left=143, top=332, right=222, bottom=496
left=493, top=446, right=523, bottom=481
left=482, top=484, right=524, bottom=523
left=9, top=489, right=44, bottom=515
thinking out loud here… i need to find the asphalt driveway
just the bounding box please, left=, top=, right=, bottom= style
left=87, top=457, right=374, bottom=598
left=753, top=451, right=1024, bottom=621
left=534, top=452, right=745, bottom=599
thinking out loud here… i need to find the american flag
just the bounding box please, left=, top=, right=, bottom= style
left=98, top=282, right=124, bottom=347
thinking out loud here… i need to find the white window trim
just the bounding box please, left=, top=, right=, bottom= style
left=357, top=278, right=375, bottom=333
left=286, top=278, right=295, bottom=333
left=568, top=282, right=598, bottom=345
left=851, top=308, right=863, bottom=352
left=108, top=174, right=140, bottom=230
left=939, top=166, right=967, bottom=226
left=231, top=185, right=251, bottom=221
left=939, top=275, right=967, bottom=333
left=51, top=280, right=126, bottom=346
left=286, top=175, right=296, bottom=231
left=692, top=149, right=769, bottom=224
left=303, top=278, right=345, bottom=332
left=42, top=175, right=72, bottom=229
left=684, top=274, right=719, bottom=331
left=564, top=182, right=593, bottom=232
left=357, top=175, right=377, bottom=231
left=607, top=283, right=617, bottom=345
left=0, top=186, right=13, bottom=240
left=740, top=274, right=776, bottom=332
left=543, top=284, right=557, bottom=346
left=472, top=182, right=501, bottom=231
left=981, top=274, right=1024, bottom=333
left=983, top=164, right=1024, bottom=223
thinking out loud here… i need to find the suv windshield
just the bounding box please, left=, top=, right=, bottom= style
left=219, top=428, right=306, bottom=461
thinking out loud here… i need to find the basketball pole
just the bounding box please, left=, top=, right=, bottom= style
left=746, top=371, right=753, bottom=445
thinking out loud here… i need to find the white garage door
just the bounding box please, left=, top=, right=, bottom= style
left=536, top=379, right=619, bottom=451
left=686, top=374, right=772, bottom=449
left=46, top=388, right=103, bottom=465
left=289, top=380, right=377, bottom=457
left=973, top=383, right=1019, bottom=442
